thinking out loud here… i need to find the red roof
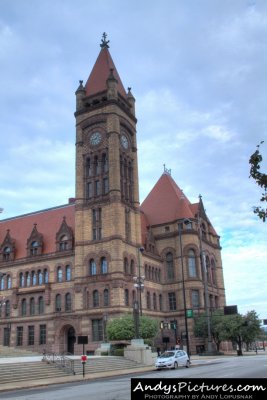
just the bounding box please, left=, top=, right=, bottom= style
left=85, top=47, right=127, bottom=98
left=0, top=204, right=75, bottom=260
left=140, top=173, right=195, bottom=226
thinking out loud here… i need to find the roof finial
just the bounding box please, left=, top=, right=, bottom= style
left=163, top=164, right=171, bottom=176
left=100, top=32, right=110, bottom=48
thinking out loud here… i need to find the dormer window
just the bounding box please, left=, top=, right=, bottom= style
left=27, top=225, right=43, bottom=257
left=3, top=247, right=11, bottom=261
left=0, top=230, right=15, bottom=262
left=30, top=241, right=39, bottom=256
left=59, top=235, right=68, bottom=251
left=56, top=218, right=73, bottom=252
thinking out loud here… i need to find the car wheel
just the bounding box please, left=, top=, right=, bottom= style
left=174, top=362, right=178, bottom=369
left=185, top=360, right=190, bottom=368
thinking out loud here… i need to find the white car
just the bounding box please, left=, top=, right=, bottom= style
left=155, top=350, right=190, bottom=370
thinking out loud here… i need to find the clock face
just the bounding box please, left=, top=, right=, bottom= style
left=120, top=134, right=129, bottom=149
left=90, top=132, right=102, bottom=146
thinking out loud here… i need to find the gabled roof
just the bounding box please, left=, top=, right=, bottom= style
left=0, top=204, right=75, bottom=259
left=85, top=46, right=127, bottom=98
left=140, top=173, right=195, bottom=226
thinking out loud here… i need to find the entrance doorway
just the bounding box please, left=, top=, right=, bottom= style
left=67, top=327, right=76, bottom=354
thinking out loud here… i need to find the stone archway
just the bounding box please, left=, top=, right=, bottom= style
left=67, top=326, right=76, bottom=354
left=58, top=324, right=76, bottom=354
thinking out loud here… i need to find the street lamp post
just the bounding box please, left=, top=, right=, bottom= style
left=178, top=220, right=190, bottom=358
left=133, top=247, right=145, bottom=316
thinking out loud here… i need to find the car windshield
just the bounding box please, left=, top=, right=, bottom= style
left=159, top=352, right=174, bottom=358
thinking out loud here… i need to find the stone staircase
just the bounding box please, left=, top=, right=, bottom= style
left=0, top=356, right=147, bottom=385
left=0, top=345, right=40, bottom=357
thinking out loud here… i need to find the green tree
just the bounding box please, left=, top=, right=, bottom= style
left=106, top=314, right=158, bottom=341
left=194, top=310, right=227, bottom=351
left=223, top=311, right=261, bottom=355
left=194, top=310, right=261, bottom=354
left=249, top=141, right=267, bottom=221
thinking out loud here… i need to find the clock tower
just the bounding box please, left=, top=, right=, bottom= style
left=74, top=34, right=141, bottom=315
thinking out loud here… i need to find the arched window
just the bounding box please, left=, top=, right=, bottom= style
left=38, top=296, right=44, bottom=314
left=86, top=157, right=92, bottom=177
left=102, top=153, right=108, bottom=173
left=159, top=294, right=163, bottom=311
left=30, top=297, right=35, bottom=315
left=124, top=258, right=128, bottom=274
left=21, top=298, right=27, bottom=316
left=124, top=289, right=129, bottom=306
left=55, top=294, right=61, bottom=312
left=100, top=257, right=108, bottom=274
left=206, top=256, right=211, bottom=283
left=89, top=259, right=96, bottom=275
left=153, top=293, right=157, bottom=310
left=7, top=275, right=12, bottom=289
left=38, top=270, right=43, bottom=285
left=3, top=246, right=11, bottom=261
left=19, top=272, right=24, bottom=288
left=32, top=271, right=37, bottom=286
left=146, top=292, right=151, bottom=309
left=59, top=235, right=68, bottom=251
left=211, top=259, right=216, bottom=286
left=103, top=289, right=109, bottom=306
left=66, top=265, right=71, bottom=281
left=44, top=269, right=49, bottom=284
left=188, top=249, right=197, bottom=277
left=5, top=300, right=10, bottom=317
left=26, top=272, right=31, bottom=287
left=130, top=260, right=135, bottom=275
left=166, top=252, right=174, bottom=280
left=30, top=241, right=39, bottom=256
left=65, top=293, right=72, bottom=311
left=93, top=290, right=99, bottom=307
left=145, top=264, right=148, bottom=279
left=57, top=266, right=63, bottom=283
left=0, top=275, right=4, bottom=290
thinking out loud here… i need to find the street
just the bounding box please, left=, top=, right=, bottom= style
left=1, top=355, right=267, bottom=400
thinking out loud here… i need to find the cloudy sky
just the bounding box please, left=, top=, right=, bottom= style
left=0, top=0, right=266, bottom=319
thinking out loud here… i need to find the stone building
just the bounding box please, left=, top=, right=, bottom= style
left=0, top=36, right=225, bottom=355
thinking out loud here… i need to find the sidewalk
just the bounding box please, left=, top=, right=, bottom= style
left=0, top=351, right=264, bottom=393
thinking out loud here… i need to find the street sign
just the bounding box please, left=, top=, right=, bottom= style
left=186, top=309, right=193, bottom=318
left=224, top=305, right=238, bottom=315
left=78, top=335, right=88, bottom=344
left=81, top=355, right=87, bottom=362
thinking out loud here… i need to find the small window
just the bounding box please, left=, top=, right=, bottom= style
left=100, top=257, right=108, bottom=274
left=93, top=290, right=99, bottom=307
left=55, top=294, right=61, bottom=312
left=124, top=289, right=129, bottom=306
left=5, top=300, right=10, bottom=317
left=65, top=293, right=72, bottom=311
left=66, top=265, right=71, bottom=281
left=21, top=299, right=27, bottom=316
left=57, top=267, right=63, bottom=283
left=30, top=241, right=39, bottom=256
left=38, top=270, right=43, bottom=285
left=192, top=290, right=200, bottom=308
left=168, top=292, right=176, bottom=311
left=103, top=289, right=109, bottom=306
left=89, top=259, right=96, bottom=275
left=30, top=297, right=35, bottom=315
left=188, top=249, right=197, bottom=278
left=7, top=275, right=12, bottom=289
left=59, top=235, right=68, bottom=251
left=38, top=296, right=44, bottom=314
